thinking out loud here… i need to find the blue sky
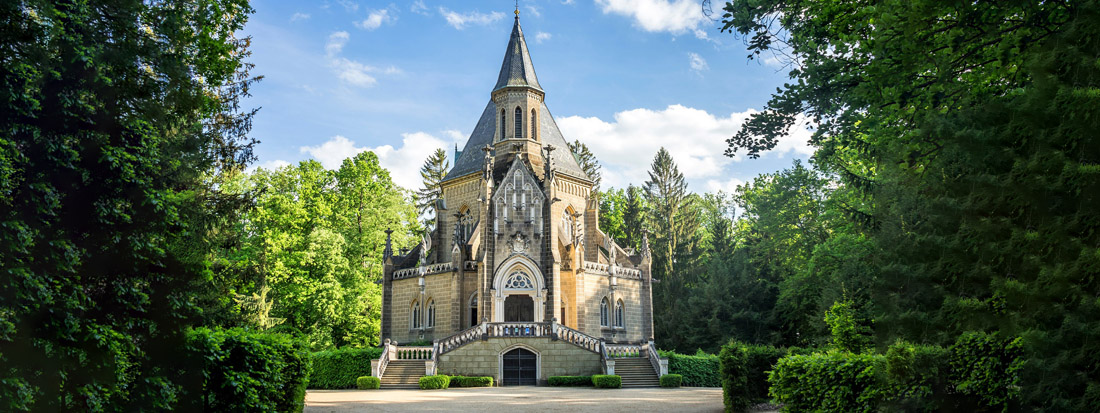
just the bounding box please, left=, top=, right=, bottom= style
left=241, top=0, right=813, bottom=193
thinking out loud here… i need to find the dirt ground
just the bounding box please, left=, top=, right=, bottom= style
left=305, top=386, right=726, bottom=413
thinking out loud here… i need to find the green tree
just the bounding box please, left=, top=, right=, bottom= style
left=722, top=0, right=1100, bottom=408
left=621, top=184, right=649, bottom=250
left=569, top=139, right=602, bottom=191
left=598, top=187, right=627, bottom=245
left=0, top=0, right=257, bottom=409
left=414, top=148, right=448, bottom=227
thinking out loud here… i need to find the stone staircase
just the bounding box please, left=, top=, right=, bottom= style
left=380, top=360, right=424, bottom=389
left=614, top=357, right=660, bottom=388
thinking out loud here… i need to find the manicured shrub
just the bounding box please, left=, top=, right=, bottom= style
left=308, top=347, right=383, bottom=389
left=356, top=376, right=380, bottom=390
left=592, top=375, right=622, bottom=388
left=768, top=351, right=885, bottom=413
left=448, top=376, right=493, bottom=387
left=948, top=331, right=1023, bottom=411
left=186, top=328, right=311, bottom=413
left=883, top=340, right=950, bottom=412
left=718, top=340, right=809, bottom=412
left=666, top=352, right=721, bottom=387
left=549, top=376, right=594, bottom=386
left=419, top=375, right=451, bottom=390
left=660, top=374, right=683, bottom=388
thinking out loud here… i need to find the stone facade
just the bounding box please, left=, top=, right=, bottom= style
left=378, top=14, right=658, bottom=383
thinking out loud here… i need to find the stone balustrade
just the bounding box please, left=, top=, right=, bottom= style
left=434, top=321, right=603, bottom=355
left=605, top=343, right=643, bottom=358
left=395, top=346, right=433, bottom=360
left=581, top=261, right=642, bottom=279
left=393, top=262, right=455, bottom=280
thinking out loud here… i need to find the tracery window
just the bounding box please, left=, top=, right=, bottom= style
left=458, top=205, right=474, bottom=241
left=561, top=209, right=575, bottom=241
left=514, top=107, right=523, bottom=139
left=411, top=300, right=422, bottom=329
left=504, top=271, right=534, bottom=290
left=600, top=298, right=609, bottom=327
left=427, top=299, right=436, bottom=328
left=531, top=109, right=538, bottom=140
left=615, top=300, right=624, bottom=328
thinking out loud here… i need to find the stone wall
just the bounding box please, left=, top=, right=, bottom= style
left=580, top=272, right=647, bottom=343
left=390, top=271, right=456, bottom=343
left=436, top=337, right=602, bottom=385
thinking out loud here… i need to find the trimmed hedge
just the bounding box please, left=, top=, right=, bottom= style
left=448, top=376, right=494, bottom=387
left=549, top=375, right=594, bottom=386
left=592, top=375, right=622, bottom=388
left=884, top=341, right=950, bottom=412
left=660, top=374, right=683, bottom=388
left=948, top=332, right=1023, bottom=411
left=308, top=347, right=383, bottom=389
left=419, top=375, right=451, bottom=389
left=718, top=341, right=811, bottom=412
left=768, top=352, right=885, bottom=413
left=356, top=376, right=380, bottom=390
left=186, top=327, right=310, bottom=413
left=665, top=352, right=721, bottom=387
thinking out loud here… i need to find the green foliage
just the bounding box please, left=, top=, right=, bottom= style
left=660, top=374, right=683, bottom=388
left=592, top=375, right=622, bottom=389
left=549, top=376, right=594, bottom=386
left=414, top=148, right=449, bottom=224
left=0, top=0, right=258, bottom=409
left=569, top=140, right=602, bottom=191
left=598, top=187, right=627, bottom=244
left=768, top=352, right=885, bottom=413
left=664, top=352, right=721, bottom=387
left=448, top=376, right=493, bottom=387
left=185, top=328, right=310, bottom=413
left=308, top=347, right=382, bottom=389
left=824, top=300, right=872, bottom=353
left=883, top=341, right=950, bottom=412
left=418, top=375, right=451, bottom=390
left=356, top=376, right=380, bottom=390
left=948, top=332, right=1024, bottom=411
left=719, top=341, right=807, bottom=412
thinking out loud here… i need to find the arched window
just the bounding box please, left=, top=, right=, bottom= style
left=514, top=107, right=523, bottom=139
left=500, top=109, right=506, bottom=141
left=457, top=205, right=474, bottom=241
left=561, top=208, right=575, bottom=241
left=469, top=292, right=479, bottom=327
left=426, top=299, right=436, bottom=328
left=411, top=300, right=422, bottom=329
left=531, top=109, right=538, bottom=140
left=615, top=300, right=624, bottom=328
left=600, top=298, right=609, bottom=327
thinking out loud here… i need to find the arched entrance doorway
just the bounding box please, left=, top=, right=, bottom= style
left=501, top=347, right=538, bottom=385
left=504, top=295, right=534, bottom=321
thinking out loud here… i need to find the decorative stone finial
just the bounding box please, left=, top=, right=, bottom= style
left=383, top=229, right=394, bottom=261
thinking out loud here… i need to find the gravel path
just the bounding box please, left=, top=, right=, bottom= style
left=306, top=386, right=726, bottom=413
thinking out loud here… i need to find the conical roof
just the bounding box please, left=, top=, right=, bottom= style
left=493, top=16, right=542, bottom=92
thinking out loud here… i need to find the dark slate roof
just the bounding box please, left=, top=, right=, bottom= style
left=493, top=16, right=541, bottom=92
left=441, top=100, right=589, bottom=183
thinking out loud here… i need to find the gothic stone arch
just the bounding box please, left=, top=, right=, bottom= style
left=491, top=255, right=547, bottom=322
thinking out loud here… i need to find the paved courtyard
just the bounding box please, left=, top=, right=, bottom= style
left=305, top=386, right=725, bottom=413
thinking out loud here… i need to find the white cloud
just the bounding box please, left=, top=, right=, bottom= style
left=411, top=1, right=429, bottom=15
left=443, top=129, right=465, bottom=141
left=689, top=52, right=708, bottom=72
left=562, top=0, right=575, bottom=4
left=249, top=159, right=291, bottom=173
left=439, top=7, right=505, bottom=30
left=356, top=9, right=393, bottom=30
left=336, top=0, right=358, bottom=13
left=324, top=31, right=399, bottom=87
left=525, top=5, right=542, bottom=18
left=300, top=132, right=465, bottom=190
left=325, top=31, right=349, bottom=58
left=290, top=12, right=310, bottom=22
left=557, top=105, right=815, bottom=189
left=536, top=32, right=552, bottom=44
left=596, top=0, right=707, bottom=34
left=705, top=177, right=745, bottom=194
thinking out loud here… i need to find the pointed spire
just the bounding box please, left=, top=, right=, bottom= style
left=493, top=12, right=542, bottom=92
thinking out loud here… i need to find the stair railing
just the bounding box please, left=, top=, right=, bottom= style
left=605, top=343, right=643, bottom=358
left=372, top=339, right=395, bottom=378
left=647, top=340, right=668, bottom=376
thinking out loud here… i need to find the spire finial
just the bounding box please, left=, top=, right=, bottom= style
left=515, top=0, right=520, bottom=16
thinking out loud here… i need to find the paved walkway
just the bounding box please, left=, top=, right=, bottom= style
left=305, top=386, right=725, bottom=413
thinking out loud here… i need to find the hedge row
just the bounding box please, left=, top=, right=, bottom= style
left=419, top=375, right=451, bottom=389
left=308, top=347, right=382, bottom=389
left=186, top=328, right=310, bottom=413
left=718, top=341, right=813, bottom=412
left=664, top=352, right=722, bottom=387
left=660, top=374, right=683, bottom=388
left=448, top=376, right=494, bottom=387
left=549, top=376, right=594, bottom=386
left=592, top=375, right=622, bottom=388
left=764, top=332, right=1023, bottom=413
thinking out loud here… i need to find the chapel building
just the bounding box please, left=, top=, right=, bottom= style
left=374, top=12, right=665, bottom=387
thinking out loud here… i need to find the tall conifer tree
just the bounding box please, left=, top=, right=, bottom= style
left=414, top=148, right=449, bottom=226
left=569, top=140, right=602, bottom=192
